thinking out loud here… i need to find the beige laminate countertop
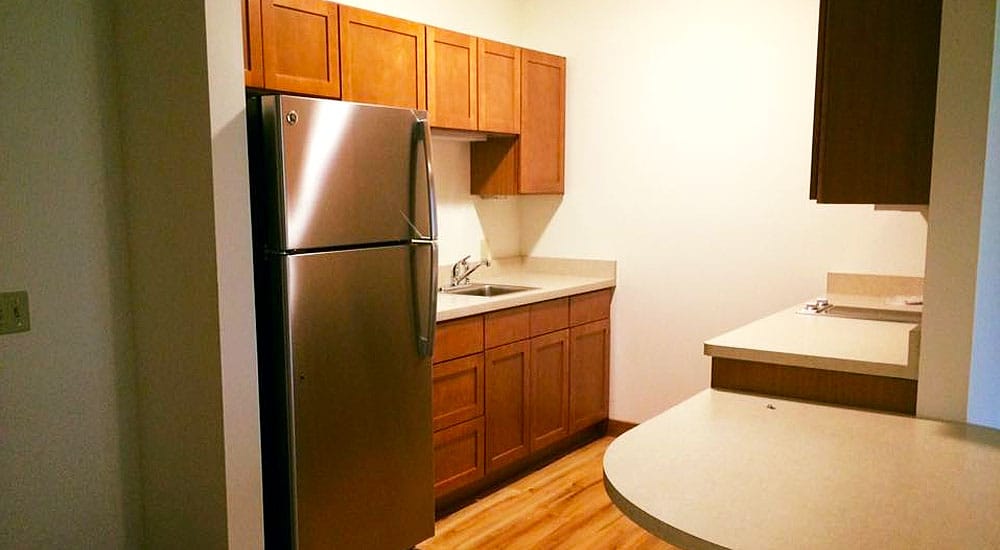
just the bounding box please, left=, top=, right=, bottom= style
left=604, top=390, right=1000, bottom=550
left=436, top=257, right=616, bottom=322
left=703, top=305, right=919, bottom=379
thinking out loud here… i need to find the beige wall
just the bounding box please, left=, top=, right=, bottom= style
left=918, top=0, right=997, bottom=423
left=0, top=2, right=142, bottom=547
left=516, top=0, right=929, bottom=421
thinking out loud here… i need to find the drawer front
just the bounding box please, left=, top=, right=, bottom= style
left=485, top=305, right=530, bottom=348
left=569, top=289, right=612, bottom=326
left=434, top=315, right=484, bottom=363
left=433, top=417, right=485, bottom=497
left=432, top=353, right=485, bottom=431
left=529, top=298, right=569, bottom=337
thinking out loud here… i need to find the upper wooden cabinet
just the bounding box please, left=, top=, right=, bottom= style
left=243, top=0, right=264, bottom=87
left=340, top=6, right=426, bottom=110
left=810, top=0, right=942, bottom=204
left=427, top=27, right=477, bottom=130
left=520, top=49, right=566, bottom=194
left=478, top=40, right=521, bottom=134
left=260, top=0, right=341, bottom=98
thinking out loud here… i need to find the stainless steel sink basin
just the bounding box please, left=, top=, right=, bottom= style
left=821, top=305, right=922, bottom=323
left=441, top=283, right=537, bottom=297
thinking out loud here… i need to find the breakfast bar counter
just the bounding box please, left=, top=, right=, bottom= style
left=604, top=390, right=1000, bottom=549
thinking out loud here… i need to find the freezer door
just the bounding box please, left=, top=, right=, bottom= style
left=283, top=244, right=434, bottom=550
left=265, top=95, right=436, bottom=249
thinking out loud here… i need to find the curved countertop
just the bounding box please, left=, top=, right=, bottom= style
left=704, top=305, right=920, bottom=379
left=604, top=390, right=1000, bottom=549
left=436, top=257, right=616, bottom=322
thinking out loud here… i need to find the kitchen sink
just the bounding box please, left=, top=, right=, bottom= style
left=441, top=283, right=537, bottom=297
left=821, top=305, right=922, bottom=323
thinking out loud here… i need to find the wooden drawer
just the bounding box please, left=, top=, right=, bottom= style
left=485, top=305, right=530, bottom=348
left=432, top=354, right=485, bottom=431
left=434, top=315, right=483, bottom=363
left=433, top=417, right=485, bottom=497
left=569, top=289, right=612, bottom=326
left=529, top=297, right=569, bottom=337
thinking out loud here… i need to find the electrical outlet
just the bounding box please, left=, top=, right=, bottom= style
left=0, top=291, right=30, bottom=335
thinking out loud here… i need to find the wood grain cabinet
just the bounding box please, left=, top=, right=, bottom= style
left=569, top=319, right=610, bottom=432
left=260, top=0, right=341, bottom=98
left=484, top=340, right=531, bottom=472
left=427, top=27, right=478, bottom=130
left=243, top=0, right=264, bottom=87
left=529, top=329, right=570, bottom=451
left=339, top=6, right=426, bottom=110
left=431, top=290, right=611, bottom=501
left=470, top=49, right=566, bottom=196
left=477, top=40, right=521, bottom=134
left=810, top=0, right=942, bottom=204
left=519, top=49, right=566, bottom=194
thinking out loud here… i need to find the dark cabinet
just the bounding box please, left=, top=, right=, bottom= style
left=810, top=0, right=942, bottom=204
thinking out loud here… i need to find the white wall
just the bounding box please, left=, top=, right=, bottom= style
left=968, top=2, right=1000, bottom=430
left=918, top=0, right=997, bottom=422
left=0, top=1, right=141, bottom=547
left=517, top=0, right=929, bottom=421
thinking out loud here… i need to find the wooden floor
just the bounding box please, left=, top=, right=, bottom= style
left=419, top=437, right=679, bottom=550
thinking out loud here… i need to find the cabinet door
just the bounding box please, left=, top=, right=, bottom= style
left=520, top=49, right=565, bottom=194
left=529, top=330, right=570, bottom=451
left=433, top=417, right=485, bottom=497
left=484, top=340, right=530, bottom=472
left=260, top=0, right=341, bottom=98
left=427, top=27, right=477, bottom=130
left=569, top=319, right=609, bottom=432
left=243, top=0, right=264, bottom=87
left=432, top=353, right=484, bottom=431
left=340, top=6, right=426, bottom=110
left=810, top=0, right=940, bottom=204
left=478, top=39, right=521, bottom=133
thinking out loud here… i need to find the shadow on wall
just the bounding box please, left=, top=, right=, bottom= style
left=517, top=195, right=563, bottom=256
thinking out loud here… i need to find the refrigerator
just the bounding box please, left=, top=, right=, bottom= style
left=246, top=94, right=437, bottom=549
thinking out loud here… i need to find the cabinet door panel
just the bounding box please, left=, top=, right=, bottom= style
left=529, top=330, right=570, bottom=451
left=569, top=319, right=610, bottom=432
left=243, top=0, right=264, bottom=87
left=478, top=40, right=520, bottom=133
left=428, top=27, right=477, bottom=130
left=811, top=0, right=940, bottom=204
left=433, top=417, right=485, bottom=497
left=485, top=341, right=530, bottom=472
left=340, top=6, right=426, bottom=109
left=261, top=0, right=341, bottom=97
left=520, top=49, right=565, bottom=194
left=432, top=354, right=484, bottom=431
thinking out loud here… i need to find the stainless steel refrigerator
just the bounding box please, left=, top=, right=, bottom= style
left=247, top=94, right=437, bottom=549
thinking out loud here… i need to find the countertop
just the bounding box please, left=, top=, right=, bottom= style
left=436, top=256, right=616, bottom=322
left=703, top=305, right=920, bottom=379
left=604, top=389, right=1000, bottom=550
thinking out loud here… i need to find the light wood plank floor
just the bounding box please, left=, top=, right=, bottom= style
left=419, top=437, right=679, bottom=550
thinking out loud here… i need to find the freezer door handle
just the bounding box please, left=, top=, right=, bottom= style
left=411, top=118, right=438, bottom=240
left=412, top=240, right=438, bottom=358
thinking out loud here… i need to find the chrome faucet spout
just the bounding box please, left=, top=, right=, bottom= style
left=450, top=255, right=491, bottom=287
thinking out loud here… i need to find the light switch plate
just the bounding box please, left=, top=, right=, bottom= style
left=0, top=291, right=30, bottom=335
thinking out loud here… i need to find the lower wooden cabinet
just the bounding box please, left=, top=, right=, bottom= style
left=529, top=329, right=570, bottom=451
left=569, top=319, right=610, bottom=432
left=433, top=417, right=485, bottom=497
left=432, top=289, right=612, bottom=501
left=484, top=340, right=531, bottom=472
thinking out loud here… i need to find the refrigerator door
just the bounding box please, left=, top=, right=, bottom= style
left=263, top=95, right=436, bottom=250
left=284, top=245, right=434, bottom=550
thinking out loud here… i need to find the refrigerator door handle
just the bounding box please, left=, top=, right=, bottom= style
left=412, top=240, right=438, bottom=358
left=413, top=118, right=438, bottom=240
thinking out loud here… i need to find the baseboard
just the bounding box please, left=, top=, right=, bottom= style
left=605, top=419, right=638, bottom=437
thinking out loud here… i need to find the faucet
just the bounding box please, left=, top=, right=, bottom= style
left=450, top=255, right=491, bottom=287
